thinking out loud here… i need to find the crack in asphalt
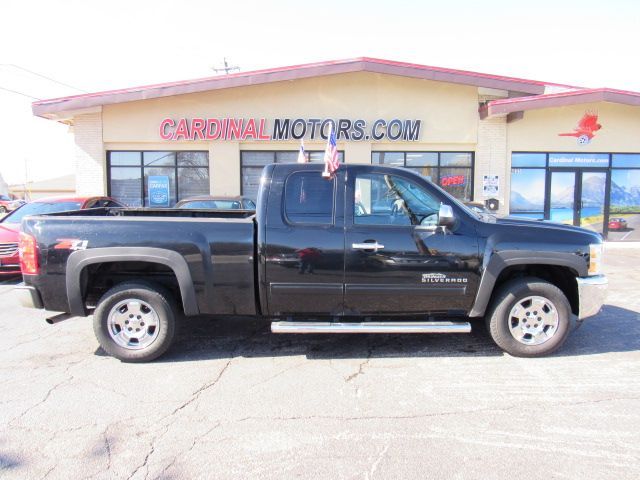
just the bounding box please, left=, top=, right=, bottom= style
left=39, top=465, right=55, bottom=480
left=233, top=396, right=640, bottom=424
left=5, top=358, right=91, bottom=427
left=104, top=429, right=112, bottom=472
left=366, top=444, right=389, bottom=480
left=156, top=421, right=222, bottom=479
left=345, top=345, right=374, bottom=382
left=126, top=360, right=231, bottom=480
left=126, top=326, right=265, bottom=480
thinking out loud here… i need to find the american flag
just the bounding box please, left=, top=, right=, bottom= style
left=297, top=139, right=307, bottom=163
left=322, top=124, right=340, bottom=178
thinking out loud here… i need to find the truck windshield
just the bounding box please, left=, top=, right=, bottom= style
left=2, top=201, right=83, bottom=225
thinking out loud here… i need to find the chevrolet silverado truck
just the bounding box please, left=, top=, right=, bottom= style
left=17, top=163, right=608, bottom=362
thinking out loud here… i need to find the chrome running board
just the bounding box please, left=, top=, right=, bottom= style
left=270, top=321, right=471, bottom=334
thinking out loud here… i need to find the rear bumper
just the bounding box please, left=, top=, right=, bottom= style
left=576, top=275, right=608, bottom=320
left=15, top=283, right=44, bottom=310
left=0, top=254, right=20, bottom=274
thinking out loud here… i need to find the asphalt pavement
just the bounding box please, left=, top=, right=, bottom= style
left=0, top=247, right=638, bottom=479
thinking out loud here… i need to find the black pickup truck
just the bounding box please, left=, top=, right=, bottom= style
left=17, top=163, right=608, bottom=362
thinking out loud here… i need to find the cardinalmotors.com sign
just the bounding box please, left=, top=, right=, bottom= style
left=159, top=117, right=422, bottom=142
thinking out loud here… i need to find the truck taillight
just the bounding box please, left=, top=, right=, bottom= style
left=19, top=232, right=39, bottom=275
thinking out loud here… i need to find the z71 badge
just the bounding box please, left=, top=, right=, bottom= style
left=54, top=239, right=89, bottom=251
left=422, top=273, right=467, bottom=284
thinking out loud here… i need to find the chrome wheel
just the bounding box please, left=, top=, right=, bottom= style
left=107, top=299, right=160, bottom=350
left=508, top=296, right=559, bottom=346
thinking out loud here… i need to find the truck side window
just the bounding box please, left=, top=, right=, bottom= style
left=354, top=173, right=440, bottom=226
left=284, top=172, right=334, bottom=224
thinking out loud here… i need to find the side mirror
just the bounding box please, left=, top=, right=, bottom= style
left=438, top=204, right=455, bottom=228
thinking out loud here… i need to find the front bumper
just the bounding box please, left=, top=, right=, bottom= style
left=576, top=275, right=608, bottom=320
left=15, top=283, right=44, bottom=310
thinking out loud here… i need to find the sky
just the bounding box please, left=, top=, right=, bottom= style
left=1, top=0, right=639, bottom=186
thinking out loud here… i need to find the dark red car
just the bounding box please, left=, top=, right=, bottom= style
left=0, top=194, right=24, bottom=213
left=0, top=196, right=124, bottom=276
left=608, top=217, right=628, bottom=231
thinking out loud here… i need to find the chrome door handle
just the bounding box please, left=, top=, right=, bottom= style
left=352, top=242, right=385, bottom=251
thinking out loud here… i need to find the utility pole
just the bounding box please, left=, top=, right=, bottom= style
left=211, top=58, right=240, bottom=75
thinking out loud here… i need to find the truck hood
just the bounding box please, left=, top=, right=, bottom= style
left=495, top=216, right=602, bottom=240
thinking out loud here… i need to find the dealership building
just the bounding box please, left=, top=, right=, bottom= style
left=33, top=57, right=640, bottom=239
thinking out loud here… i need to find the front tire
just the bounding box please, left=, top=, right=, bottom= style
left=486, top=277, right=572, bottom=357
left=93, top=282, right=177, bottom=362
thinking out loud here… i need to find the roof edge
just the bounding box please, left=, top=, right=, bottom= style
left=484, top=88, right=640, bottom=117
left=33, top=57, right=572, bottom=118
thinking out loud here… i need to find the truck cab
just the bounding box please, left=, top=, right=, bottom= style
left=260, top=163, right=481, bottom=317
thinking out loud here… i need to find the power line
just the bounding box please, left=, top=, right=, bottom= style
left=0, top=64, right=87, bottom=93
left=0, top=85, right=41, bottom=100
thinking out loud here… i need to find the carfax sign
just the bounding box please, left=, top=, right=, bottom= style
left=148, top=176, right=170, bottom=207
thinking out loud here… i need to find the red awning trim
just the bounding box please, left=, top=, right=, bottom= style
left=481, top=88, right=640, bottom=118
left=32, top=57, right=574, bottom=118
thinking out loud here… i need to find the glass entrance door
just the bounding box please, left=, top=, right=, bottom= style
left=548, top=170, right=607, bottom=235
left=549, top=171, right=577, bottom=225
left=579, top=171, right=606, bottom=235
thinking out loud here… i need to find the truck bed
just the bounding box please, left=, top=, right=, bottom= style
left=21, top=207, right=257, bottom=317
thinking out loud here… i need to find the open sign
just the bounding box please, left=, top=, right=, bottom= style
left=440, top=175, right=466, bottom=187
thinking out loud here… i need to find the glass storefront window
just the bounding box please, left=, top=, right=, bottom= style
left=372, top=151, right=474, bottom=201
left=240, top=150, right=344, bottom=200
left=143, top=151, right=176, bottom=166
left=612, top=154, right=640, bottom=168
left=178, top=167, right=210, bottom=201
left=439, top=167, right=472, bottom=200
left=110, top=167, right=143, bottom=207
left=108, top=151, right=209, bottom=207
left=178, top=151, right=208, bottom=166
left=406, top=152, right=438, bottom=167
left=110, top=152, right=141, bottom=166
left=510, top=168, right=546, bottom=213
left=440, top=152, right=472, bottom=167
left=610, top=169, right=640, bottom=213
left=511, top=153, right=546, bottom=167
left=372, top=152, right=404, bottom=167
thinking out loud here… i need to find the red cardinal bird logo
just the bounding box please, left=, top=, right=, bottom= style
left=558, top=111, right=602, bottom=144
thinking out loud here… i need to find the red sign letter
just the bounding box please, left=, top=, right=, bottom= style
left=174, top=118, right=190, bottom=140
left=206, top=119, right=221, bottom=140
left=242, top=118, right=258, bottom=140
left=258, top=118, right=270, bottom=140
left=159, top=118, right=175, bottom=140
left=191, top=118, right=206, bottom=140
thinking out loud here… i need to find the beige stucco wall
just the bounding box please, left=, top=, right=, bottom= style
left=102, top=72, right=479, bottom=145
left=508, top=102, right=640, bottom=153
left=504, top=102, right=640, bottom=212
left=98, top=72, right=482, bottom=197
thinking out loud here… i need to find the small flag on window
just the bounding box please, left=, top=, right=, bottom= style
left=297, top=139, right=307, bottom=163
left=322, top=123, right=340, bottom=179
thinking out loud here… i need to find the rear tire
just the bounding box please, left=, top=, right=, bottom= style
left=93, top=282, right=177, bottom=362
left=486, top=277, right=572, bottom=357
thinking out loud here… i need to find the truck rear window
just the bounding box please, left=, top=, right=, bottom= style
left=284, top=172, right=334, bottom=224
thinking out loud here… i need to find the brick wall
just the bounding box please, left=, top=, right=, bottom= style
left=73, top=112, right=105, bottom=195
left=475, top=115, right=509, bottom=215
